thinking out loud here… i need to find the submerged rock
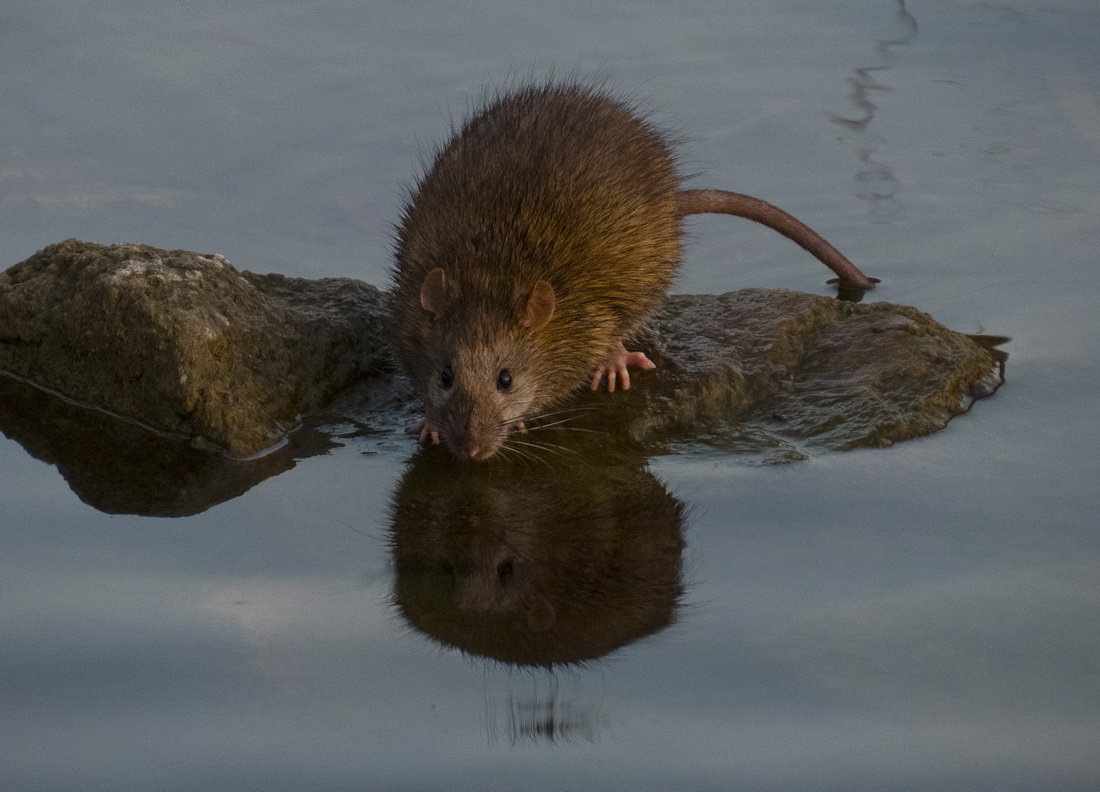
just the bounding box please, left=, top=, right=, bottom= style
left=0, top=239, right=1003, bottom=465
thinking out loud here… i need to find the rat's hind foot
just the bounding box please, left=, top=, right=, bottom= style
left=590, top=342, right=656, bottom=392
left=409, top=419, right=440, bottom=445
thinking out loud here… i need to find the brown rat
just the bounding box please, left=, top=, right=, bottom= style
left=390, top=82, right=877, bottom=461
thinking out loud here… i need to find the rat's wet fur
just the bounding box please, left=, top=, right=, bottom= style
left=390, top=81, right=875, bottom=460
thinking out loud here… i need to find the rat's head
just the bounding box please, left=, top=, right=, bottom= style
left=417, top=267, right=560, bottom=461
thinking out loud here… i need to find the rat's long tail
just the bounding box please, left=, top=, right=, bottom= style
left=677, top=188, right=879, bottom=291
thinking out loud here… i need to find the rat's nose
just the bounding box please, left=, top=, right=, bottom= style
left=465, top=440, right=481, bottom=459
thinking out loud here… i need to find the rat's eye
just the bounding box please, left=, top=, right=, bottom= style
left=440, top=366, right=454, bottom=389
left=496, top=369, right=513, bottom=391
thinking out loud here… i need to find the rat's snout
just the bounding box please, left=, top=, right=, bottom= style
left=441, top=397, right=505, bottom=461
left=461, top=419, right=501, bottom=461
left=453, top=433, right=496, bottom=461
left=463, top=436, right=482, bottom=460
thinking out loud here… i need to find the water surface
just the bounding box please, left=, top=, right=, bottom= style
left=2, top=1, right=1099, bottom=790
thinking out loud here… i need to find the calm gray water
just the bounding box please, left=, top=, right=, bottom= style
left=3, top=1, right=1099, bottom=790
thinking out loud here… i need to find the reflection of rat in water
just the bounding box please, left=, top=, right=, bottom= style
left=389, top=451, right=685, bottom=667
left=391, top=82, right=878, bottom=460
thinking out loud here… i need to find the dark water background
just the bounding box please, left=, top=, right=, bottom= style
left=2, top=1, right=1099, bottom=790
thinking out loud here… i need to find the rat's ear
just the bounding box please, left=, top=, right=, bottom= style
left=521, top=279, right=555, bottom=330
left=420, top=268, right=449, bottom=316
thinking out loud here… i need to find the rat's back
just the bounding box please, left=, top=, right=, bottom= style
left=392, top=83, right=683, bottom=349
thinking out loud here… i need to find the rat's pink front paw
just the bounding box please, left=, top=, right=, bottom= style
left=590, top=343, right=656, bottom=392
left=408, top=419, right=441, bottom=445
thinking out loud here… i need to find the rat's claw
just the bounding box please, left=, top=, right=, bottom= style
left=590, top=343, right=656, bottom=392
left=412, top=419, right=441, bottom=445
left=622, top=351, right=657, bottom=371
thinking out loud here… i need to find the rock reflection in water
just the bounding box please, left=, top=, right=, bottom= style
left=0, top=370, right=336, bottom=516
left=388, top=448, right=686, bottom=668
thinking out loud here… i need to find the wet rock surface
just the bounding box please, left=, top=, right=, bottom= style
left=0, top=239, right=390, bottom=458
left=610, top=289, right=1004, bottom=461
left=1, top=239, right=1003, bottom=491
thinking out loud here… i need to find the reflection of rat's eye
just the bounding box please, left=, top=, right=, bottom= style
left=440, top=366, right=454, bottom=389
left=496, top=369, right=513, bottom=391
